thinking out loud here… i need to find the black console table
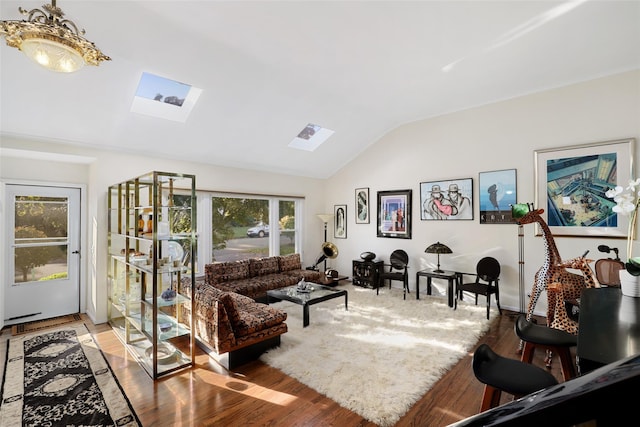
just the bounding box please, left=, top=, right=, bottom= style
left=415, top=269, right=460, bottom=307
left=352, top=260, right=383, bottom=290
left=577, top=287, right=640, bottom=374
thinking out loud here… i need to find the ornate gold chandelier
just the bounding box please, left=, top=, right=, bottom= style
left=0, top=0, right=110, bottom=73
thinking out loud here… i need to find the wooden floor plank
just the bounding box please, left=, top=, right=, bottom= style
left=1, top=310, right=567, bottom=426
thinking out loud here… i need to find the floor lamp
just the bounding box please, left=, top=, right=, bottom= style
left=317, top=214, right=334, bottom=271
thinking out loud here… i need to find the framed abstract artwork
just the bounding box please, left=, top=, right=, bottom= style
left=355, top=187, right=370, bottom=224
left=377, top=189, right=412, bottom=239
left=534, top=138, right=634, bottom=237
left=420, top=178, right=473, bottom=220
left=334, top=204, right=347, bottom=238
left=479, top=169, right=517, bottom=224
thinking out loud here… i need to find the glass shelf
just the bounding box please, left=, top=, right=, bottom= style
left=107, top=171, right=196, bottom=379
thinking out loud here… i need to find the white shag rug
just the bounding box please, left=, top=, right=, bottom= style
left=260, top=284, right=495, bottom=427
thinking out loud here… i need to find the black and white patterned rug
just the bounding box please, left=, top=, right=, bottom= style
left=1, top=324, right=140, bottom=426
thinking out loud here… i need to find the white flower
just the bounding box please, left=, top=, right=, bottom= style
left=606, top=179, right=640, bottom=270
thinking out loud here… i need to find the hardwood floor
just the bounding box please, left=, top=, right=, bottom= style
left=1, top=310, right=569, bottom=427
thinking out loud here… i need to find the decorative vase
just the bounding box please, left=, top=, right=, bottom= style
left=619, top=269, right=640, bottom=297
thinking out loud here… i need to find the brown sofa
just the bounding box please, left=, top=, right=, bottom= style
left=183, top=276, right=288, bottom=369
left=205, top=253, right=322, bottom=300
left=182, top=254, right=320, bottom=368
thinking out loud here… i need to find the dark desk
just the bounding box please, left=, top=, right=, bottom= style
left=415, top=269, right=460, bottom=307
left=577, top=287, right=640, bottom=374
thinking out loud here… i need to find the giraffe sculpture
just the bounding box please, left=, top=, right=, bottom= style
left=515, top=206, right=587, bottom=338
left=550, top=254, right=600, bottom=328
left=547, top=282, right=579, bottom=335
left=556, top=255, right=600, bottom=289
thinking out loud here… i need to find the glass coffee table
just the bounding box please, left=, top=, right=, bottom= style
left=267, top=284, right=348, bottom=327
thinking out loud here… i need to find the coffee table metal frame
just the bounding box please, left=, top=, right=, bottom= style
left=267, top=284, right=348, bottom=327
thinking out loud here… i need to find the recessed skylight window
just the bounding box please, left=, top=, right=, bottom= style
left=131, top=72, right=202, bottom=122
left=288, top=123, right=334, bottom=151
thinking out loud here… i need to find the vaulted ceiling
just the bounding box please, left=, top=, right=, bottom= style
left=1, top=1, right=639, bottom=178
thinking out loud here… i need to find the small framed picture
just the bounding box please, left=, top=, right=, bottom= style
left=479, top=169, right=517, bottom=224
left=377, top=189, right=412, bottom=239
left=334, top=204, right=347, bottom=238
left=355, top=188, right=370, bottom=224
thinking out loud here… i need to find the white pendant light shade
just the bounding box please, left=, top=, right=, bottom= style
left=20, top=37, right=84, bottom=73
left=0, top=1, right=110, bottom=73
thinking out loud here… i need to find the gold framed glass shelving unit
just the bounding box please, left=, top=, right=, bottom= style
left=107, top=171, right=196, bottom=379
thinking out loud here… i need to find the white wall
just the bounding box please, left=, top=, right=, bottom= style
left=0, top=152, right=91, bottom=329
left=325, top=70, right=640, bottom=316
left=86, top=151, right=326, bottom=323
left=1, top=70, right=638, bottom=325
left=1, top=141, right=326, bottom=324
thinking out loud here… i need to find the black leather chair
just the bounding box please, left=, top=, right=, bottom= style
left=515, top=314, right=577, bottom=381
left=455, top=257, right=501, bottom=319
left=472, top=343, right=558, bottom=412
left=379, top=249, right=409, bottom=299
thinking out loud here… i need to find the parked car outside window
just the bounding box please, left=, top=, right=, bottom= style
left=247, top=223, right=269, bottom=238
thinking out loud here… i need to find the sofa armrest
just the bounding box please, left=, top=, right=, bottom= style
left=192, top=284, right=237, bottom=354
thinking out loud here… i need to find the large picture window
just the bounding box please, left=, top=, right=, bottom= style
left=208, top=194, right=302, bottom=263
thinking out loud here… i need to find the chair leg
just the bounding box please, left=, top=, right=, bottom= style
left=486, top=295, right=490, bottom=320
left=520, top=342, right=536, bottom=365
left=480, top=384, right=502, bottom=412
left=555, top=347, right=577, bottom=381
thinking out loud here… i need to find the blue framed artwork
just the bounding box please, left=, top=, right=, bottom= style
left=534, top=138, right=634, bottom=237
left=479, top=169, right=517, bottom=224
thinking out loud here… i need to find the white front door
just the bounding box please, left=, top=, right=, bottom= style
left=4, top=185, right=81, bottom=325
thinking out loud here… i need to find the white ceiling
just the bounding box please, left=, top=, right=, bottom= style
left=1, top=0, right=639, bottom=179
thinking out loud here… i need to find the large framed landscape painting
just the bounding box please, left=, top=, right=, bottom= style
left=534, top=138, right=635, bottom=238
left=479, top=169, right=517, bottom=224
left=377, top=189, right=412, bottom=239
left=420, top=178, right=473, bottom=220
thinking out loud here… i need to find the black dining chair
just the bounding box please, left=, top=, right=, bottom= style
left=455, top=256, right=501, bottom=319
left=379, top=249, right=409, bottom=299
left=472, top=343, right=558, bottom=412
left=515, top=314, right=577, bottom=381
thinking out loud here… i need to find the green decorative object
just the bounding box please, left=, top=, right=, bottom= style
left=511, top=203, right=530, bottom=220
left=626, top=258, right=640, bottom=276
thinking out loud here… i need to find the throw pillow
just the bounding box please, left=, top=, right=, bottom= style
left=278, top=253, right=301, bottom=272
left=249, top=257, right=279, bottom=276
left=206, top=259, right=250, bottom=284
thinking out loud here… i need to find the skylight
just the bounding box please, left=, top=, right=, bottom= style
left=288, top=123, right=335, bottom=151
left=130, top=72, right=202, bottom=122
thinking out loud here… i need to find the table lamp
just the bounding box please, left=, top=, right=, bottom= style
left=425, top=242, right=452, bottom=273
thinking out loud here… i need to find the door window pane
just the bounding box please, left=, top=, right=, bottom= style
left=14, top=245, right=68, bottom=283
left=14, top=196, right=69, bottom=284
